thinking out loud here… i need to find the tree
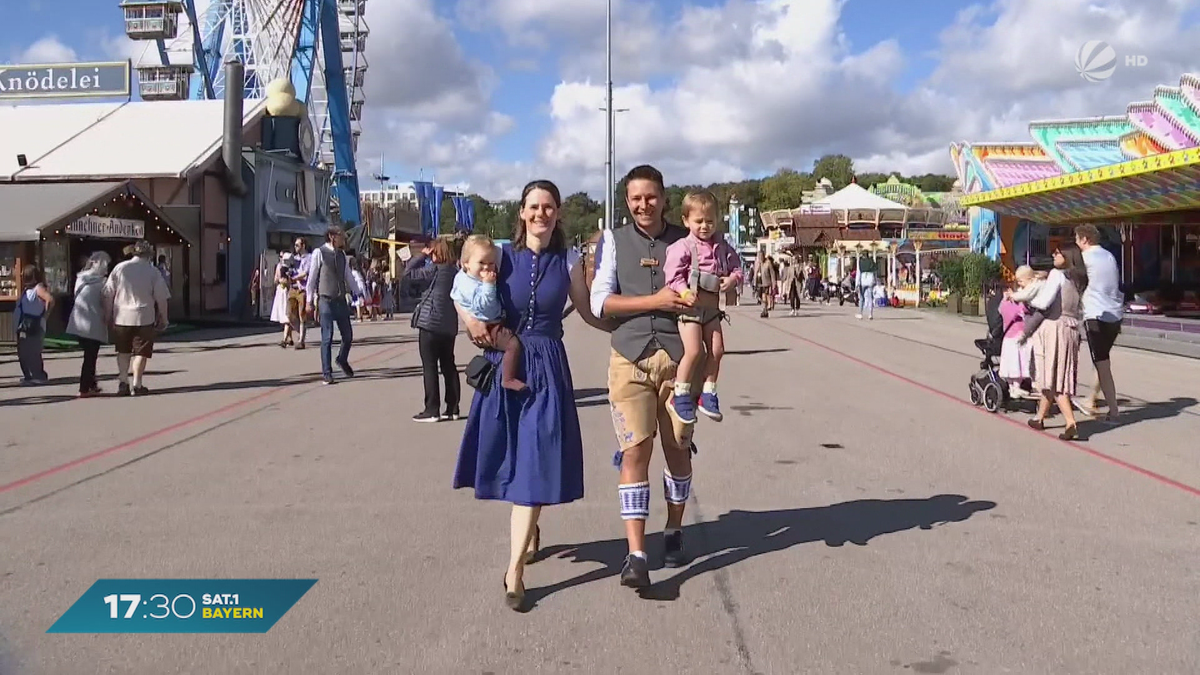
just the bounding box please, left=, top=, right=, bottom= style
left=759, top=168, right=810, bottom=211
left=559, top=191, right=603, bottom=243
left=812, top=154, right=855, bottom=189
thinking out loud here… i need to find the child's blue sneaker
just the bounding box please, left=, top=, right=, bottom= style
left=698, top=392, right=723, bottom=422
left=668, top=393, right=697, bottom=425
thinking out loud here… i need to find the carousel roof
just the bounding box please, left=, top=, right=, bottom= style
left=813, top=183, right=908, bottom=212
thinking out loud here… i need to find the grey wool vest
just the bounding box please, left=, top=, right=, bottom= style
left=610, top=222, right=688, bottom=363
left=316, top=247, right=349, bottom=299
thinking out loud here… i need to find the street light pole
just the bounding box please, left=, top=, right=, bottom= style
left=604, top=0, right=614, bottom=229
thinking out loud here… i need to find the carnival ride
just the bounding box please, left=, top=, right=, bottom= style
left=118, top=0, right=367, bottom=225
left=951, top=73, right=1200, bottom=196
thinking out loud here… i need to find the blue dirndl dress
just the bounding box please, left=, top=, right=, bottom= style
left=452, top=246, right=585, bottom=506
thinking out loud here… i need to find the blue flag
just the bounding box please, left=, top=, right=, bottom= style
left=432, top=185, right=444, bottom=235
left=412, top=181, right=434, bottom=238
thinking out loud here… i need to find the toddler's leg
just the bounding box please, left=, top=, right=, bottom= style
left=668, top=321, right=705, bottom=425
left=493, top=326, right=527, bottom=391
left=698, top=321, right=725, bottom=421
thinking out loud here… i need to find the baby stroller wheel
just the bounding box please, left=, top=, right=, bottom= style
left=969, top=382, right=983, bottom=406
left=982, top=383, right=1002, bottom=413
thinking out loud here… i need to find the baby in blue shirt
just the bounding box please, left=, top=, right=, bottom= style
left=452, top=235, right=525, bottom=391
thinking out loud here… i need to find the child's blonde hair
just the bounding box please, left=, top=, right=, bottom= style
left=681, top=191, right=719, bottom=220
left=1014, top=265, right=1035, bottom=285
left=460, top=234, right=497, bottom=265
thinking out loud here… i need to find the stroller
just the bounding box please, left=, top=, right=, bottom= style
left=969, top=289, right=1010, bottom=413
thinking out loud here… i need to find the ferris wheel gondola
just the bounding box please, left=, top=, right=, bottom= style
left=119, top=0, right=367, bottom=225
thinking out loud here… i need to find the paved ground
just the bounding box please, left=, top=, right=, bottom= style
left=1, top=301, right=1198, bottom=675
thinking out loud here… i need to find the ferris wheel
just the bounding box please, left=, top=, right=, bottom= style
left=118, top=0, right=367, bottom=225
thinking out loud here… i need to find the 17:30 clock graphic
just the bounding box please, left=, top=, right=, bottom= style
left=104, top=593, right=199, bottom=620
left=48, top=579, right=316, bottom=634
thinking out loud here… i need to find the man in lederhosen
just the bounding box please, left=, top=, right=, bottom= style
left=590, top=164, right=705, bottom=588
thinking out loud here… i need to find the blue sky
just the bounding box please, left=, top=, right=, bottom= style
left=5, top=0, right=1196, bottom=198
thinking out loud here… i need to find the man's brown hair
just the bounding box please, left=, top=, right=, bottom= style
left=623, top=164, right=665, bottom=193
left=1074, top=224, right=1100, bottom=244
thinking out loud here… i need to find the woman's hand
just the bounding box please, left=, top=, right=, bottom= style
left=462, top=314, right=495, bottom=348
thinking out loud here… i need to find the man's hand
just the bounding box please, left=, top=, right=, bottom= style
left=719, top=275, right=738, bottom=292
left=655, top=286, right=692, bottom=312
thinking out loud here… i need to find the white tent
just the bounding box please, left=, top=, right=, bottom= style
left=813, top=183, right=908, bottom=212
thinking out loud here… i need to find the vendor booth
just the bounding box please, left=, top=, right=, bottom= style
left=0, top=180, right=191, bottom=341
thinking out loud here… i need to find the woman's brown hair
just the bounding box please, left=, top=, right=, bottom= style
left=1056, top=242, right=1089, bottom=293
left=427, top=238, right=454, bottom=264
left=21, top=266, right=43, bottom=287
left=512, top=180, right=565, bottom=252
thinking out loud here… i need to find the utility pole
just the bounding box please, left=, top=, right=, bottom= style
left=604, top=0, right=614, bottom=229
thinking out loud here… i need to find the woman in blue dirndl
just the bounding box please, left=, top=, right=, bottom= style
left=453, top=180, right=612, bottom=610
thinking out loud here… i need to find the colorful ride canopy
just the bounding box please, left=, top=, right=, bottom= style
left=950, top=72, right=1200, bottom=192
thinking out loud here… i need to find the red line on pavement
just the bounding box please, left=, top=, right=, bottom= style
left=755, top=317, right=1200, bottom=499
left=0, top=342, right=413, bottom=496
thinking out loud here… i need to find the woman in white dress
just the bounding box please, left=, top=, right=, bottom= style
left=270, top=253, right=295, bottom=346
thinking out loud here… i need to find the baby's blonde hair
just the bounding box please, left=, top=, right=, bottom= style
left=681, top=191, right=719, bottom=219
left=1014, top=265, right=1034, bottom=283
left=460, top=234, right=497, bottom=265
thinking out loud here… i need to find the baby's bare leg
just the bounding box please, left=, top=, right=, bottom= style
left=492, top=326, right=527, bottom=391
left=704, top=321, right=725, bottom=384
left=676, top=321, right=705, bottom=387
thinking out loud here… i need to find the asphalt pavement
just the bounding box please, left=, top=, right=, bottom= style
left=1, top=301, right=1198, bottom=674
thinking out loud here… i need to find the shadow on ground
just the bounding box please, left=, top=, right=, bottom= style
left=0, top=365, right=426, bottom=407
left=1079, top=396, right=1199, bottom=439
left=523, top=494, right=996, bottom=610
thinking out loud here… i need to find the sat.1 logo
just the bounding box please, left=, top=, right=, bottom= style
left=1075, top=41, right=1146, bottom=82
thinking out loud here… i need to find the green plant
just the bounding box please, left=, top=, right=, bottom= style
left=937, top=257, right=966, bottom=296
left=961, top=253, right=1002, bottom=301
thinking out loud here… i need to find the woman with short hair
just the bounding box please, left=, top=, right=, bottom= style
left=66, top=251, right=112, bottom=397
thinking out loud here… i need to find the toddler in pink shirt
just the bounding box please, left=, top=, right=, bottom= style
left=662, top=191, right=744, bottom=425
left=998, top=266, right=1041, bottom=391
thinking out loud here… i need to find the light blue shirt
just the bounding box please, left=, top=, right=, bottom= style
left=1081, top=245, right=1124, bottom=323
left=451, top=270, right=501, bottom=322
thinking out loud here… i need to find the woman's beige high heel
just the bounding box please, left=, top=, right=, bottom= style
left=523, top=526, right=540, bottom=565
left=503, top=571, right=524, bottom=610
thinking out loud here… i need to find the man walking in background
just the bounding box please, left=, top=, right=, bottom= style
left=103, top=240, right=170, bottom=396
left=306, top=226, right=362, bottom=385
left=1075, top=224, right=1124, bottom=421
left=289, top=237, right=312, bottom=348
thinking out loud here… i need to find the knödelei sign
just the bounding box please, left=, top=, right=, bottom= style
left=0, top=61, right=131, bottom=100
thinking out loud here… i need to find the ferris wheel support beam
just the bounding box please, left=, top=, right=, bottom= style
left=183, top=0, right=215, bottom=98
left=156, top=39, right=169, bottom=65
left=191, top=0, right=230, bottom=99
left=290, top=0, right=320, bottom=104
left=317, top=0, right=361, bottom=225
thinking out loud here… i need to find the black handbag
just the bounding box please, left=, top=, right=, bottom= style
left=464, top=354, right=496, bottom=391
left=463, top=255, right=547, bottom=393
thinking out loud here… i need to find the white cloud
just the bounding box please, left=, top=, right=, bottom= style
left=508, top=0, right=1200, bottom=199
left=18, top=35, right=77, bottom=63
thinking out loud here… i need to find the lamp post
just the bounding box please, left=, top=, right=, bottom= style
left=603, top=0, right=615, bottom=229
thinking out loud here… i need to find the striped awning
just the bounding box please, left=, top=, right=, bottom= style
left=960, top=147, right=1200, bottom=223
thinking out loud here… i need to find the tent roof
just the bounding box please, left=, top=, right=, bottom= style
left=0, top=98, right=267, bottom=181
left=813, top=183, right=908, bottom=211
left=0, top=181, right=127, bottom=242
